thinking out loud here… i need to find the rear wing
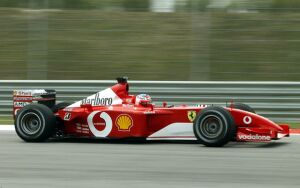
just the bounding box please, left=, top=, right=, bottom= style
left=13, top=89, right=56, bottom=119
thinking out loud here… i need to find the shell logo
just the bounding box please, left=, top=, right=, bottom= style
left=116, top=114, right=133, bottom=131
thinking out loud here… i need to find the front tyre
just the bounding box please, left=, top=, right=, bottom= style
left=232, top=103, right=255, bottom=113
left=15, top=104, right=56, bottom=142
left=193, top=106, right=236, bottom=147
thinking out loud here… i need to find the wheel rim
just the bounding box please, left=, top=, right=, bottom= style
left=20, top=112, right=42, bottom=135
left=200, top=115, right=224, bottom=139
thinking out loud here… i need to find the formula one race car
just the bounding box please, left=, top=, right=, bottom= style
left=13, top=77, right=290, bottom=147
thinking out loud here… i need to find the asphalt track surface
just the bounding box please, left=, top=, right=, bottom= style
left=0, top=132, right=300, bottom=188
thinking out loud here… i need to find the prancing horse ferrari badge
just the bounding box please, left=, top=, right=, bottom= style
left=187, top=111, right=196, bottom=122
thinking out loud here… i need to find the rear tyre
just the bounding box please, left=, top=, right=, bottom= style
left=193, top=106, right=236, bottom=147
left=15, top=104, right=56, bottom=142
left=232, top=103, right=255, bottom=113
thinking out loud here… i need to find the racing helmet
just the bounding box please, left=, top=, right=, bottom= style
left=135, top=94, right=152, bottom=106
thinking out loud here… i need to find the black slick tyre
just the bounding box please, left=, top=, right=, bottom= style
left=193, top=106, right=236, bottom=147
left=232, top=103, right=255, bottom=113
left=15, top=103, right=56, bottom=142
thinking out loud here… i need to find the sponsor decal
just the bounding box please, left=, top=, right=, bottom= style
left=144, top=111, right=155, bottom=114
left=75, top=123, right=90, bottom=134
left=64, top=113, right=71, bottom=121
left=13, top=89, right=52, bottom=96
left=116, top=114, right=133, bottom=131
left=68, top=88, right=122, bottom=108
left=32, top=96, right=43, bottom=100
left=237, top=134, right=271, bottom=141
left=243, top=116, right=252, bottom=125
left=13, top=90, right=32, bottom=96
left=13, top=97, right=33, bottom=101
left=81, top=124, right=89, bottom=128
left=13, top=102, right=30, bottom=107
left=87, top=111, right=112, bottom=137
left=189, top=104, right=208, bottom=108
left=81, top=92, right=113, bottom=106
left=187, top=110, right=197, bottom=122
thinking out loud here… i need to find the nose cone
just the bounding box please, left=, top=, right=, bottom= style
left=228, top=108, right=284, bottom=132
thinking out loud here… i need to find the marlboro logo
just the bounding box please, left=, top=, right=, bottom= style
left=81, top=93, right=113, bottom=106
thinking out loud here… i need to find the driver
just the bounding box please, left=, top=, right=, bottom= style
left=135, top=94, right=152, bottom=106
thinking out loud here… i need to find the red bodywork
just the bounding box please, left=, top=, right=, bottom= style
left=54, top=81, right=289, bottom=142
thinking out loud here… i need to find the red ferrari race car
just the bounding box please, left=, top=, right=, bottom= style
left=13, top=77, right=290, bottom=147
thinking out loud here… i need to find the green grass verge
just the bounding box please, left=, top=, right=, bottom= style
left=0, top=116, right=13, bottom=125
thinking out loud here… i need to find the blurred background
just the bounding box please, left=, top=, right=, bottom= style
left=0, top=0, right=300, bottom=81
